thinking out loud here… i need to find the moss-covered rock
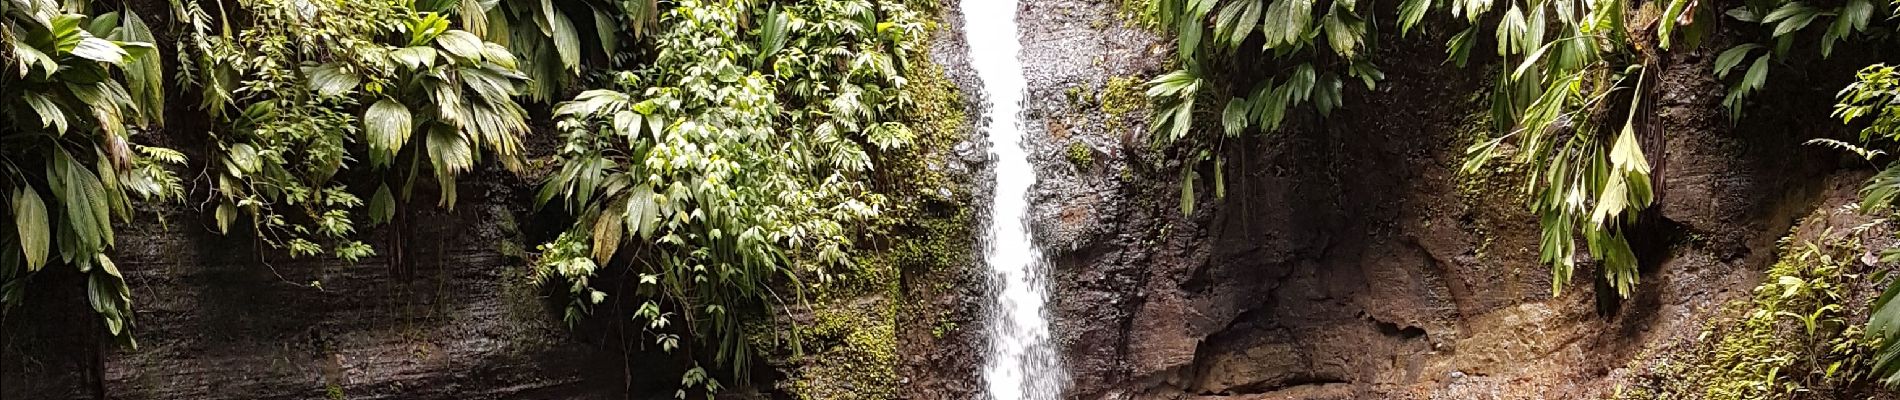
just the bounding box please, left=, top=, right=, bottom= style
left=770, top=8, right=978, bottom=398
left=1614, top=213, right=1890, bottom=400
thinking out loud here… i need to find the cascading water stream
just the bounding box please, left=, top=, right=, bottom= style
left=961, top=0, right=1066, bottom=399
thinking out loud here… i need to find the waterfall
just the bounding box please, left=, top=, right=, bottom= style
left=962, top=0, right=1067, bottom=398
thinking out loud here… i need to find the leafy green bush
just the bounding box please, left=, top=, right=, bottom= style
left=172, top=0, right=527, bottom=262
left=1617, top=234, right=1880, bottom=400
left=1142, top=0, right=1706, bottom=297
left=529, top=0, right=924, bottom=389
left=0, top=0, right=183, bottom=343
left=1839, top=63, right=1900, bottom=388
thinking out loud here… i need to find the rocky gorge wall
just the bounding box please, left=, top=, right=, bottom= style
left=2, top=0, right=1895, bottom=398
left=0, top=0, right=992, bottom=398
left=1012, top=0, right=1896, bottom=399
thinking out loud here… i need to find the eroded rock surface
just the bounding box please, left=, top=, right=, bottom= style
left=1012, top=0, right=1871, bottom=397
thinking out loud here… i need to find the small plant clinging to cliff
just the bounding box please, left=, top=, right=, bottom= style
left=1614, top=230, right=1883, bottom=400
left=1834, top=63, right=1900, bottom=388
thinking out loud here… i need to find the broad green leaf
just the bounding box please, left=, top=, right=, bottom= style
left=1255, top=84, right=1289, bottom=130
left=1175, top=10, right=1202, bottom=62
left=365, top=99, right=413, bottom=158
left=1313, top=76, right=1341, bottom=116
left=756, top=6, right=790, bottom=67
left=13, top=187, right=50, bottom=271
left=53, top=150, right=111, bottom=253
left=1743, top=54, right=1771, bottom=91
left=227, top=143, right=260, bottom=175
left=87, top=11, right=120, bottom=38
left=458, top=0, right=489, bottom=37
left=1495, top=5, right=1526, bottom=56
left=1180, top=169, right=1197, bottom=215
left=390, top=47, right=438, bottom=70
left=427, top=127, right=475, bottom=174
left=12, top=35, right=58, bottom=77
left=1591, top=176, right=1629, bottom=226
left=435, top=30, right=487, bottom=61
left=1610, top=73, right=1651, bottom=175
left=593, top=6, right=618, bottom=56
left=548, top=8, right=581, bottom=70
left=1220, top=97, right=1250, bottom=136
left=1262, top=0, right=1315, bottom=48
left=1763, top=1, right=1811, bottom=23
left=69, top=37, right=126, bottom=64
left=22, top=92, right=68, bottom=133
left=1843, top=0, right=1873, bottom=31
left=629, top=184, right=659, bottom=240
left=1772, top=8, right=1821, bottom=37
left=369, top=184, right=396, bottom=226
left=1399, top=0, right=1431, bottom=35
left=119, top=11, right=162, bottom=126
left=1287, top=64, right=1316, bottom=104
left=1610, top=124, right=1651, bottom=174
left=593, top=197, right=626, bottom=263
left=1657, top=0, right=1689, bottom=49
left=1322, top=10, right=1364, bottom=58
left=1446, top=26, right=1477, bottom=67
left=1213, top=0, right=1259, bottom=49
left=1714, top=44, right=1762, bottom=78
left=214, top=202, right=236, bottom=235
left=303, top=63, right=359, bottom=97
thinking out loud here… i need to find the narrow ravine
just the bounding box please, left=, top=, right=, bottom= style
left=961, top=0, right=1066, bottom=398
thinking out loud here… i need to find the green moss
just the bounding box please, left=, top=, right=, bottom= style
left=1101, top=75, right=1149, bottom=136
left=1065, top=86, right=1090, bottom=105
left=1614, top=232, right=1881, bottom=400
left=814, top=18, right=974, bottom=298
left=784, top=298, right=900, bottom=400
left=1115, top=0, right=1158, bottom=29
left=775, top=11, right=978, bottom=399
left=931, top=319, right=959, bottom=338
left=326, top=384, right=345, bottom=400
left=1067, top=141, right=1094, bottom=169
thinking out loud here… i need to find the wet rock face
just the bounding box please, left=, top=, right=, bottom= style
left=1012, top=2, right=1857, bottom=398
left=1, top=167, right=638, bottom=399
left=893, top=2, right=991, bottom=399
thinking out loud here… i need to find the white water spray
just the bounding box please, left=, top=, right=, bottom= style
left=962, top=0, right=1066, bottom=398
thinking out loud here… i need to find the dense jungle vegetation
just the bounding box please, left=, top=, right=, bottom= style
left=1135, top=0, right=1900, bottom=392
left=0, top=0, right=939, bottom=395
left=10, top=0, right=1900, bottom=395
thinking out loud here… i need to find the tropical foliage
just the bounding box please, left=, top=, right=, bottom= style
left=477, top=0, right=658, bottom=102
left=1453, top=0, right=1700, bottom=298
left=1614, top=233, right=1882, bottom=400
left=1838, top=64, right=1900, bottom=387
left=529, top=0, right=923, bottom=389
left=0, top=0, right=183, bottom=344
left=1715, top=0, right=1895, bottom=115
left=170, top=0, right=527, bottom=262
left=1141, top=0, right=1711, bottom=297
left=1139, top=0, right=1382, bottom=214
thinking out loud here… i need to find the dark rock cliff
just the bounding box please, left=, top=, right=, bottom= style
left=1, top=0, right=1890, bottom=397
left=1010, top=0, right=1881, bottom=398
